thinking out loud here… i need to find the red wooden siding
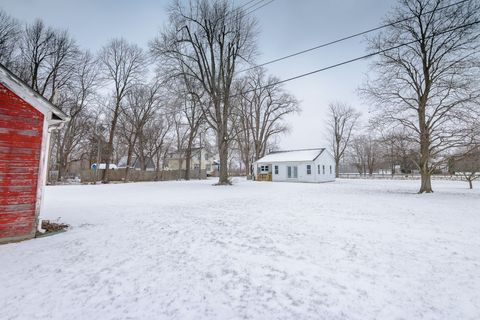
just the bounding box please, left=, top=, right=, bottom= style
left=0, top=83, right=44, bottom=240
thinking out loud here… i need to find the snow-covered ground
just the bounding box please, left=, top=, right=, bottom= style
left=1, top=178, right=479, bottom=320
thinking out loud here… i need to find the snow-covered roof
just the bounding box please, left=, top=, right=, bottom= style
left=255, top=148, right=325, bottom=163
left=0, top=63, right=69, bottom=123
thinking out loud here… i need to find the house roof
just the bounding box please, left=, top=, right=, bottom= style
left=255, top=148, right=326, bottom=163
left=117, top=156, right=155, bottom=168
left=0, top=63, right=69, bottom=123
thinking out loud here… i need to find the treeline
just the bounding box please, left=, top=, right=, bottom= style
left=0, top=1, right=299, bottom=184
left=324, top=0, right=480, bottom=193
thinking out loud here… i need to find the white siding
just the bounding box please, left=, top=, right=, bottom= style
left=271, top=162, right=316, bottom=182
left=312, top=151, right=335, bottom=182
left=254, top=150, right=336, bottom=183
left=253, top=150, right=335, bottom=182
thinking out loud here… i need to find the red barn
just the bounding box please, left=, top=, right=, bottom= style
left=0, top=63, right=68, bottom=244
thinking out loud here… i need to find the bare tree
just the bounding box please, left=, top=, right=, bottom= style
left=234, top=83, right=254, bottom=176
left=362, top=0, right=480, bottom=193
left=119, top=81, right=162, bottom=181
left=143, top=113, right=174, bottom=180
left=373, top=127, right=416, bottom=176
left=166, top=71, right=205, bottom=180
left=0, top=10, right=19, bottom=67
left=171, top=106, right=189, bottom=179
left=349, top=133, right=379, bottom=176
left=55, top=51, right=99, bottom=180
left=17, top=20, right=79, bottom=101
left=327, top=102, right=361, bottom=178
left=452, top=150, right=480, bottom=189
left=236, top=70, right=300, bottom=173
left=235, top=68, right=299, bottom=175
left=151, top=0, right=257, bottom=185
left=100, top=38, right=146, bottom=183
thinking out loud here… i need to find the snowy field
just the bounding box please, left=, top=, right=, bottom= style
left=1, top=178, right=479, bottom=320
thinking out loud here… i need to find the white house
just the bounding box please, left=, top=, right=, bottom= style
left=253, top=148, right=335, bottom=183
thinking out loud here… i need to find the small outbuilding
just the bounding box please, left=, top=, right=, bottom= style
left=0, top=63, right=68, bottom=244
left=253, top=148, right=335, bottom=183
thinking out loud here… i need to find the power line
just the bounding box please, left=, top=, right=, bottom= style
left=241, top=0, right=268, bottom=12
left=244, top=0, right=275, bottom=15
left=236, top=19, right=480, bottom=96
left=223, top=0, right=274, bottom=19
left=238, top=0, right=260, bottom=9
left=238, top=0, right=471, bottom=73
left=160, top=18, right=479, bottom=117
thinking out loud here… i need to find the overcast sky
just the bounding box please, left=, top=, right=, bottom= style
left=0, top=0, right=396, bottom=149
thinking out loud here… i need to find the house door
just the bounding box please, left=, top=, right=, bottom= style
left=287, top=166, right=298, bottom=179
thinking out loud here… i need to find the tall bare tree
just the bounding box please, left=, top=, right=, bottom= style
left=362, top=0, right=480, bottom=193
left=166, top=70, right=205, bottom=180
left=327, top=102, right=361, bottom=178
left=0, top=10, right=19, bottom=68
left=17, top=20, right=79, bottom=101
left=151, top=0, right=257, bottom=185
left=235, top=68, right=299, bottom=175
left=132, top=83, right=163, bottom=172
left=55, top=51, right=99, bottom=180
left=143, top=113, right=174, bottom=180
left=349, top=133, right=379, bottom=176
left=100, top=38, right=146, bottom=183
left=119, top=82, right=161, bottom=180
left=450, top=148, right=480, bottom=189
left=374, top=127, right=416, bottom=176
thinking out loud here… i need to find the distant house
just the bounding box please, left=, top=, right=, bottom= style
left=0, top=63, right=69, bottom=243
left=165, top=147, right=216, bottom=175
left=253, top=148, right=335, bottom=183
left=91, top=163, right=118, bottom=170
left=117, top=156, right=156, bottom=171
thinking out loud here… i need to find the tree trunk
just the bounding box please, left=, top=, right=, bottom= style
left=178, top=158, right=183, bottom=180
left=184, top=138, right=194, bottom=180
left=155, top=155, right=161, bottom=181
left=184, top=151, right=192, bottom=180
left=419, top=168, right=433, bottom=193
left=124, top=143, right=134, bottom=183
left=58, top=160, right=67, bottom=182
left=217, top=138, right=230, bottom=185
left=418, top=93, right=433, bottom=193
left=57, top=145, right=67, bottom=181
left=102, top=104, right=120, bottom=183
left=244, top=157, right=250, bottom=176
left=335, top=159, right=340, bottom=178
left=468, top=178, right=473, bottom=189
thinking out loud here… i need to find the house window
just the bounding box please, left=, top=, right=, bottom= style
left=306, top=164, right=311, bottom=175
left=322, top=165, right=325, bottom=174
left=330, top=165, right=332, bottom=174
left=317, top=164, right=320, bottom=174
left=274, top=165, right=279, bottom=174
left=293, top=166, right=298, bottom=178
left=260, top=165, right=269, bottom=173
left=287, top=166, right=292, bottom=178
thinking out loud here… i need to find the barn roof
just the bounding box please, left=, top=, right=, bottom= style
left=0, top=63, right=69, bottom=123
left=255, top=148, right=326, bottom=163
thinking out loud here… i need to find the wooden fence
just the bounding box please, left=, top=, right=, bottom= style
left=338, top=173, right=465, bottom=181
left=80, top=169, right=206, bottom=183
